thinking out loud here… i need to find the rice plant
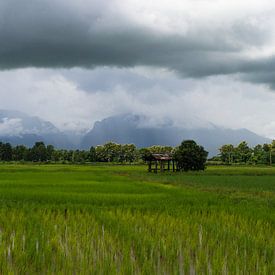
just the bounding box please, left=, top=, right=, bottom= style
left=0, top=164, right=274, bottom=273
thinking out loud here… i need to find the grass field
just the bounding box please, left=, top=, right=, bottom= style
left=0, top=164, right=275, bottom=274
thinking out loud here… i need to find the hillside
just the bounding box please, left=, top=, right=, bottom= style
left=0, top=110, right=73, bottom=148
left=81, top=114, right=270, bottom=156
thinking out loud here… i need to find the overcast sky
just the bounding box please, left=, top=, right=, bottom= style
left=1, top=0, right=275, bottom=137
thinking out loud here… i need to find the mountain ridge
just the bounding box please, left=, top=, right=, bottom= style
left=0, top=110, right=270, bottom=156
left=81, top=114, right=270, bottom=156
left=0, top=110, right=73, bottom=148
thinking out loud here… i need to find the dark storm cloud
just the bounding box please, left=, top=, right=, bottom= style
left=0, top=0, right=275, bottom=87
left=61, top=67, right=193, bottom=94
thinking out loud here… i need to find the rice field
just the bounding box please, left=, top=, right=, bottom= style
left=0, top=164, right=275, bottom=274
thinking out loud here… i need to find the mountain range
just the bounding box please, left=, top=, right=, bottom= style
left=0, top=110, right=71, bottom=148
left=81, top=114, right=270, bottom=156
left=0, top=110, right=271, bottom=156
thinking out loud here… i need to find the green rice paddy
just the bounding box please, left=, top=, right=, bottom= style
left=0, top=164, right=275, bottom=274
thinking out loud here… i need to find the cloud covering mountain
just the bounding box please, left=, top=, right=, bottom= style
left=0, top=110, right=59, bottom=135
left=81, top=114, right=270, bottom=156
left=0, top=111, right=270, bottom=156
left=1, top=1, right=275, bottom=138
left=0, top=110, right=72, bottom=148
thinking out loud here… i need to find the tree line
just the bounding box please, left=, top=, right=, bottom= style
left=216, top=140, right=275, bottom=165
left=0, top=141, right=176, bottom=163
left=0, top=140, right=209, bottom=172
left=2, top=140, right=275, bottom=166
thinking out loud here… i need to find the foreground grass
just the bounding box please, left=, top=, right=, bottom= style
left=0, top=164, right=275, bottom=273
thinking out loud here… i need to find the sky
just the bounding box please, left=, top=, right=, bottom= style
left=1, top=0, right=275, bottom=137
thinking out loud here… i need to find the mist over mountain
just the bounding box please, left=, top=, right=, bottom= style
left=0, top=110, right=73, bottom=148
left=0, top=110, right=270, bottom=155
left=81, top=114, right=270, bottom=156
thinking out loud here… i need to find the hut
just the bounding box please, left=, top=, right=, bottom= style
left=148, top=153, right=176, bottom=173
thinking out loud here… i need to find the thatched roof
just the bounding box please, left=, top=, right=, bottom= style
left=151, top=153, right=172, bottom=161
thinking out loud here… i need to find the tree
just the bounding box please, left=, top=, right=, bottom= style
left=263, top=140, right=275, bottom=165
left=72, top=150, right=89, bottom=163
left=219, top=144, right=234, bottom=164
left=139, top=148, right=153, bottom=162
left=52, top=149, right=63, bottom=162
left=46, top=145, right=55, bottom=161
left=95, top=145, right=107, bottom=162
left=235, top=141, right=252, bottom=163
left=147, top=145, right=173, bottom=154
left=89, top=146, right=96, bottom=162
left=121, top=144, right=137, bottom=163
left=252, top=144, right=264, bottom=164
left=12, top=145, right=28, bottom=161
left=0, top=142, right=12, bottom=161
left=30, top=142, right=47, bottom=162
left=95, top=142, right=122, bottom=162
left=174, top=140, right=208, bottom=171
